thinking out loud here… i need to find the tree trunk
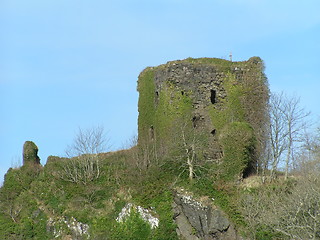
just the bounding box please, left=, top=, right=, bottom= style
left=188, top=159, right=194, bottom=181
left=284, top=139, right=292, bottom=180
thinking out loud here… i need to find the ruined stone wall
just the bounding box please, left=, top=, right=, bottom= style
left=137, top=57, right=269, bottom=179
left=23, top=141, right=41, bottom=166
left=154, top=62, right=227, bottom=109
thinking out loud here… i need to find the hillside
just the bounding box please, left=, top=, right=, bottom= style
left=1, top=57, right=319, bottom=240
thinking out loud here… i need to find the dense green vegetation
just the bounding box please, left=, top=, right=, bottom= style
left=0, top=147, right=242, bottom=239
left=0, top=150, right=186, bottom=239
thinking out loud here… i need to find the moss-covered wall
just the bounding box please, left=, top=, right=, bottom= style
left=137, top=57, right=269, bottom=180
left=137, top=68, right=193, bottom=145
left=23, top=141, right=41, bottom=166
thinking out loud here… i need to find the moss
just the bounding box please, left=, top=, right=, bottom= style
left=208, top=73, right=245, bottom=131
left=184, top=57, right=234, bottom=72
left=130, top=166, right=178, bottom=239
left=137, top=68, right=156, bottom=143
left=138, top=68, right=193, bottom=140
left=23, top=141, right=40, bottom=165
left=153, top=82, right=193, bottom=141
left=219, top=122, right=256, bottom=181
left=137, top=57, right=268, bottom=182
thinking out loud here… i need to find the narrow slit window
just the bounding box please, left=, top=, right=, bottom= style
left=210, top=90, right=216, bottom=104
left=155, top=91, right=159, bottom=104
left=192, top=116, right=198, bottom=128
left=150, top=126, right=154, bottom=140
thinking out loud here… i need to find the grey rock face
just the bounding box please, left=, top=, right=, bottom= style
left=47, top=216, right=90, bottom=240
left=173, top=189, right=240, bottom=240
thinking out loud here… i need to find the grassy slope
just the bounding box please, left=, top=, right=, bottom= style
left=0, top=149, right=262, bottom=239
left=0, top=151, right=181, bottom=239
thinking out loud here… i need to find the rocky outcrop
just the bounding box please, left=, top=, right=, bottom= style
left=116, top=203, right=159, bottom=229
left=23, top=141, right=40, bottom=165
left=47, top=216, right=90, bottom=240
left=173, top=189, right=241, bottom=240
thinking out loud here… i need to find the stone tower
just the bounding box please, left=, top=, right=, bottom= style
left=137, top=57, right=269, bottom=179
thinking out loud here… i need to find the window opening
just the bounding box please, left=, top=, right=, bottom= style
left=155, top=91, right=159, bottom=105
left=149, top=126, right=154, bottom=140
left=211, top=129, right=216, bottom=136
left=192, top=116, right=200, bottom=128
left=210, top=89, right=216, bottom=104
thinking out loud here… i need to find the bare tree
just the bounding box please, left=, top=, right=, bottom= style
left=268, top=92, right=310, bottom=180
left=281, top=94, right=310, bottom=179
left=61, top=126, right=110, bottom=184
left=242, top=132, right=320, bottom=239
left=180, top=122, right=197, bottom=181
left=295, top=127, right=320, bottom=175
left=65, top=126, right=109, bottom=157
left=240, top=188, right=272, bottom=239
left=269, top=92, right=288, bottom=179
left=122, top=134, right=150, bottom=172
left=172, top=117, right=209, bottom=182
left=10, top=155, right=22, bottom=169
left=241, top=171, right=320, bottom=239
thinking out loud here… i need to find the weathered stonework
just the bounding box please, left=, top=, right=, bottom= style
left=137, top=57, right=269, bottom=180
left=154, top=62, right=227, bottom=109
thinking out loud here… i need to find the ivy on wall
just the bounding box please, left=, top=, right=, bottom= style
left=137, top=57, right=268, bottom=181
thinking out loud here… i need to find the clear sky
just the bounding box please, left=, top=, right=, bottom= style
left=1, top=0, right=319, bottom=184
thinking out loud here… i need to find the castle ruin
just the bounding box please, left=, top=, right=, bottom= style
left=137, top=57, right=269, bottom=180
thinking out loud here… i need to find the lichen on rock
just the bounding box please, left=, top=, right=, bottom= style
left=173, top=188, right=240, bottom=240
left=116, top=203, right=159, bottom=229
left=47, top=216, right=90, bottom=239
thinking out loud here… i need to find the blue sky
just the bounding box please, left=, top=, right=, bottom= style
left=1, top=0, right=319, bottom=184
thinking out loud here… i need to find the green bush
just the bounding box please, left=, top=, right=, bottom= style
left=112, top=210, right=152, bottom=240
left=219, top=122, right=256, bottom=181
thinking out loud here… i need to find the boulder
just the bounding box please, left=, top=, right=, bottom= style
left=173, top=189, right=241, bottom=240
